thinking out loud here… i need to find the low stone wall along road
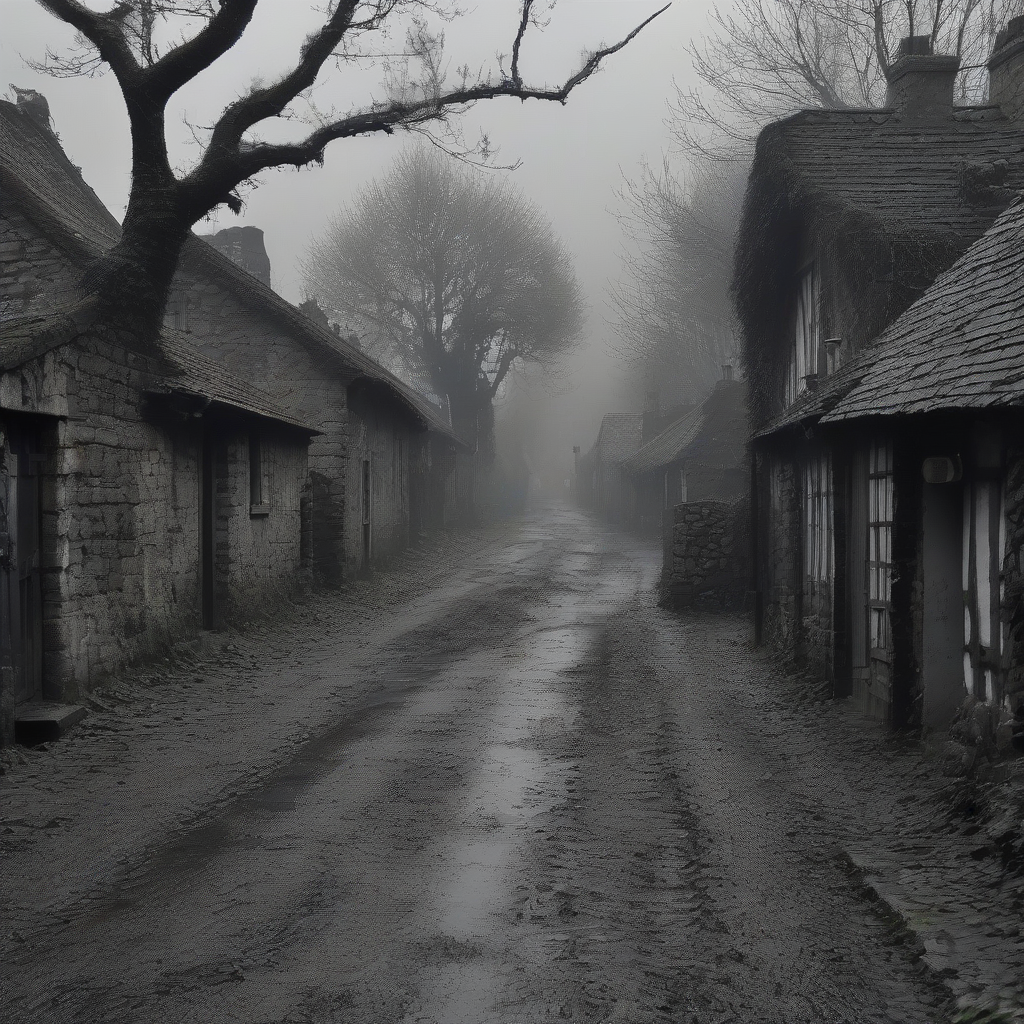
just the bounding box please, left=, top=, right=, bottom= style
left=0, top=502, right=1014, bottom=1023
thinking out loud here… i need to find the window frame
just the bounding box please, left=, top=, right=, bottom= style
left=784, top=262, right=821, bottom=408
left=866, top=441, right=894, bottom=661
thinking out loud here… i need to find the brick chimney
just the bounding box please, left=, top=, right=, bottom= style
left=989, top=16, right=1024, bottom=120
left=884, top=36, right=960, bottom=119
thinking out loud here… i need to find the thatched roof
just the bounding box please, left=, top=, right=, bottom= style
left=735, top=104, right=1024, bottom=430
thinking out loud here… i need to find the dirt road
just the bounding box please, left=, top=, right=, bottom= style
left=0, top=504, right=958, bottom=1022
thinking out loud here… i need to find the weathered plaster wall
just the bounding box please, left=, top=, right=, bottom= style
left=344, top=402, right=414, bottom=572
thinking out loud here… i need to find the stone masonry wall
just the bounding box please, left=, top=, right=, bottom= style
left=0, top=207, right=81, bottom=321
left=211, top=426, right=308, bottom=623
left=171, top=267, right=350, bottom=580
left=661, top=499, right=749, bottom=611
left=35, top=336, right=205, bottom=698
left=344, top=406, right=414, bottom=572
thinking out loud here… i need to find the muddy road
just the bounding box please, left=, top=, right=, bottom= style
left=0, top=504, right=951, bottom=1023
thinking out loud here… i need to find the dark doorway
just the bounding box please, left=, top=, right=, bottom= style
left=201, top=432, right=215, bottom=629
left=361, top=458, right=371, bottom=568
left=5, top=421, right=44, bottom=705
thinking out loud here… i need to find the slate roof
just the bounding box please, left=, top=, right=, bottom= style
left=591, top=413, right=643, bottom=466
left=0, top=305, right=318, bottom=431
left=630, top=380, right=750, bottom=470
left=626, top=406, right=704, bottom=473
left=155, top=330, right=318, bottom=432
left=822, top=197, right=1024, bottom=422
left=758, top=105, right=1024, bottom=237
left=0, top=98, right=466, bottom=448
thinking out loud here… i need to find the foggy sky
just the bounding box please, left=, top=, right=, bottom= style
left=0, top=0, right=711, bottom=474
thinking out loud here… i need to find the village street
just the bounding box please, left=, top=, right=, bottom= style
left=0, top=502, right=1021, bottom=1024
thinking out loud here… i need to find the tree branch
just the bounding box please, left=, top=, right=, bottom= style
left=184, top=1, right=670, bottom=219
left=510, top=0, right=534, bottom=88
left=144, top=0, right=260, bottom=100
left=36, top=0, right=141, bottom=83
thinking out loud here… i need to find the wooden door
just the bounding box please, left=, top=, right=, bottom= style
left=361, top=458, right=371, bottom=566
left=5, top=426, right=44, bottom=705
left=201, top=433, right=215, bottom=629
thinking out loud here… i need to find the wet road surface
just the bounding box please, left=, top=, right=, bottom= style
left=0, top=504, right=953, bottom=1022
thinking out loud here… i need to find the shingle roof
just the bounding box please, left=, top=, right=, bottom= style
left=822, top=197, right=1024, bottom=421
left=155, top=330, right=318, bottom=432
left=764, top=105, right=1024, bottom=236
left=736, top=102, right=1024, bottom=430
left=0, top=98, right=467, bottom=449
left=626, top=406, right=704, bottom=473
left=590, top=413, right=643, bottom=466
left=0, top=304, right=317, bottom=431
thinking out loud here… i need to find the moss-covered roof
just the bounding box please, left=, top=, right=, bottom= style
left=822, top=197, right=1024, bottom=421
left=735, top=103, right=1024, bottom=429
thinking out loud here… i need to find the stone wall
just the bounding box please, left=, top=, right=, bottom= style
left=0, top=332, right=310, bottom=738
left=210, top=425, right=308, bottom=624
left=0, top=207, right=81, bottom=321
left=170, top=266, right=350, bottom=580
left=344, top=393, right=415, bottom=572
left=661, top=499, right=749, bottom=611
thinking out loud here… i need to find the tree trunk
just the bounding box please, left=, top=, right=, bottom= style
left=82, top=189, right=190, bottom=343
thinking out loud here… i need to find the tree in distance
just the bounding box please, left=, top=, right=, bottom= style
left=303, top=147, right=584, bottom=454
left=677, top=0, right=1024, bottom=158
left=612, top=153, right=749, bottom=407
left=21, top=0, right=668, bottom=342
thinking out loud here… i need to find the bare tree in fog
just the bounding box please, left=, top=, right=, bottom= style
left=303, top=147, right=583, bottom=455
left=677, top=0, right=1024, bottom=157
left=23, top=0, right=666, bottom=346
left=612, top=155, right=748, bottom=404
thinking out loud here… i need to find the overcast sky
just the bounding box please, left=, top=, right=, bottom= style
left=0, top=0, right=715, bottom=472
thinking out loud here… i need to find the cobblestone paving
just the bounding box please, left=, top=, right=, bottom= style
left=0, top=503, right=1019, bottom=1022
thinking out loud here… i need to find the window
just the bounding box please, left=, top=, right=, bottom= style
left=963, top=480, right=1005, bottom=702
left=784, top=264, right=820, bottom=407
left=803, top=453, right=834, bottom=582
left=867, top=441, right=894, bottom=656
left=680, top=467, right=688, bottom=504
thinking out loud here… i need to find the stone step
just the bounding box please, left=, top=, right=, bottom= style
left=14, top=701, right=87, bottom=745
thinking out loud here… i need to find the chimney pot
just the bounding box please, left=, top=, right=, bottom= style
left=885, top=38, right=960, bottom=119
left=988, top=16, right=1024, bottom=120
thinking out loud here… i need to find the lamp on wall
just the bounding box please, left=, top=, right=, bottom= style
left=823, top=337, right=842, bottom=375
left=922, top=455, right=963, bottom=483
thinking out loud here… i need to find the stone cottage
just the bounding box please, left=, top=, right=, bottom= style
left=814, top=198, right=1024, bottom=743
left=577, top=413, right=643, bottom=524
left=625, top=374, right=749, bottom=535
left=0, top=92, right=469, bottom=587
left=736, top=25, right=1024, bottom=729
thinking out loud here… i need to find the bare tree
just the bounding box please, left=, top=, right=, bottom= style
left=303, top=147, right=583, bottom=451
left=24, top=0, right=668, bottom=341
left=612, top=153, right=749, bottom=405
left=676, top=0, right=1024, bottom=157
